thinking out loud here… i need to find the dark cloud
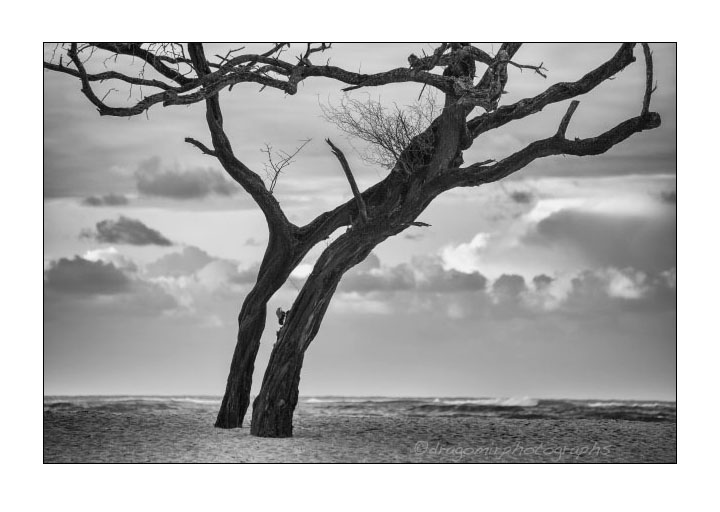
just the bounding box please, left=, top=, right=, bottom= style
left=509, top=190, right=534, bottom=204
left=565, top=267, right=676, bottom=314
left=81, top=194, right=130, bottom=207
left=44, top=255, right=178, bottom=315
left=660, top=190, right=676, bottom=204
left=135, top=157, right=238, bottom=200
left=82, top=216, right=172, bottom=246
left=146, top=246, right=213, bottom=277
left=493, top=274, right=527, bottom=302
left=336, top=264, right=675, bottom=322
left=418, top=265, right=487, bottom=293
left=340, top=255, right=486, bottom=294
left=533, top=274, right=554, bottom=291
left=44, top=257, right=130, bottom=295
left=525, top=209, right=676, bottom=273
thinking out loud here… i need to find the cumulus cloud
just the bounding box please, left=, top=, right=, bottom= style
left=197, top=260, right=258, bottom=288
left=524, top=209, right=676, bottom=273
left=565, top=266, right=675, bottom=314
left=333, top=250, right=675, bottom=321
left=331, top=293, right=393, bottom=315
left=492, top=274, right=527, bottom=302
left=81, top=194, right=129, bottom=207
left=415, top=257, right=487, bottom=293
left=140, top=248, right=260, bottom=313
left=146, top=246, right=213, bottom=277
left=81, top=216, right=173, bottom=246
left=135, top=157, right=238, bottom=200
left=339, top=255, right=487, bottom=295
left=44, top=254, right=178, bottom=315
left=602, top=267, right=649, bottom=299
left=440, top=233, right=491, bottom=273
left=340, top=263, right=415, bottom=293
left=532, top=274, right=554, bottom=291
left=44, top=257, right=130, bottom=295
left=82, top=246, right=136, bottom=271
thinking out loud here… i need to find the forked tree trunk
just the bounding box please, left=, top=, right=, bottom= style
left=249, top=98, right=470, bottom=438
left=250, top=232, right=381, bottom=437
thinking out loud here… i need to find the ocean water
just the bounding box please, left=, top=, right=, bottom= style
left=44, top=396, right=676, bottom=462
left=300, top=396, right=677, bottom=422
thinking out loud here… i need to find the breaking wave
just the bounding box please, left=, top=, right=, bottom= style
left=432, top=397, right=539, bottom=407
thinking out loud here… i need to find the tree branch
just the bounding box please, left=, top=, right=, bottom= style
left=641, top=43, right=656, bottom=117
left=43, top=60, right=177, bottom=90
left=326, top=139, right=368, bottom=224
left=46, top=43, right=462, bottom=117
left=186, top=43, right=295, bottom=236
left=90, top=43, right=193, bottom=85
left=322, top=66, right=452, bottom=93
left=184, top=137, right=216, bottom=157
left=49, top=43, right=545, bottom=119
left=556, top=100, right=580, bottom=138
left=508, top=60, right=548, bottom=78
left=467, top=43, right=637, bottom=138
left=261, top=139, right=311, bottom=194
left=474, top=43, right=523, bottom=94
left=444, top=110, right=661, bottom=189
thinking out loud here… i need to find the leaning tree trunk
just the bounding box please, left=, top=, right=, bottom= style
left=213, top=288, right=270, bottom=428
left=249, top=99, right=472, bottom=438
left=214, top=234, right=298, bottom=428
left=250, top=230, right=383, bottom=437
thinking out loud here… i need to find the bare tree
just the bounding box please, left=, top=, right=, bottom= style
left=44, top=43, right=661, bottom=437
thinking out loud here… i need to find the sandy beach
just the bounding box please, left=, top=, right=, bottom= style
left=44, top=397, right=676, bottom=463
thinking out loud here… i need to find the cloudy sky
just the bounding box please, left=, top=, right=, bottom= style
left=43, top=43, right=676, bottom=400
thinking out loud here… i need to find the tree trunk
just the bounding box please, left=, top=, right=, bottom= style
left=249, top=99, right=468, bottom=438
left=250, top=232, right=380, bottom=437
left=214, top=234, right=297, bottom=428
left=213, top=292, right=267, bottom=428
left=248, top=57, right=472, bottom=437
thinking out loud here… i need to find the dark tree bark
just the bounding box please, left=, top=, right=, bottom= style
left=251, top=202, right=438, bottom=436
left=214, top=234, right=295, bottom=428
left=250, top=234, right=378, bottom=437
left=44, top=42, right=662, bottom=437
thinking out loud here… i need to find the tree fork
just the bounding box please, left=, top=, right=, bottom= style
left=250, top=185, right=443, bottom=437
